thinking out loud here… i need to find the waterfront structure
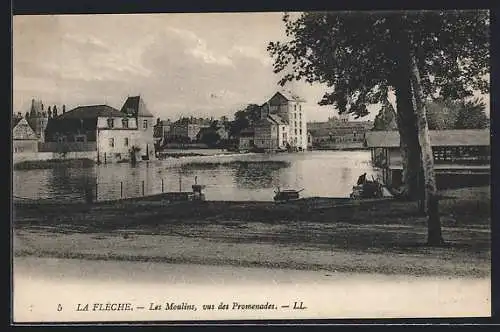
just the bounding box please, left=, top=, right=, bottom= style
left=238, top=127, right=255, bottom=152
left=364, top=129, right=491, bottom=187
left=260, top=91, right=307, bottom=151
left=12, top=116, right=38, bottom=153
left=253, top=114, right=289, bottom=151
left=153, top=119, right=172, bottom=148
left=120, top=96, right=156, bottom=161
left=168, top=117, right=211, bottom=142
left=44, top=104, right=139, bottom=163
left=307, top=116, right=373, bottom=150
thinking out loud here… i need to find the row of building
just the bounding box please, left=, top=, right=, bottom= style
left=236, top=91, right=373, bottom=152
left=14, top=90, right=376, bottom=163
left=13, top=96, right=156, bottom=163
left=153, top=117, right=230, bottom=147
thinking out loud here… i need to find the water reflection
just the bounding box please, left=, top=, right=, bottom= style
left=13, top=151, right=377, bottom=202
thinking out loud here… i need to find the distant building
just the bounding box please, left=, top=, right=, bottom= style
left=308, top=117, right=372, bottom=149
left=153, top=119, right=172, bottom=148
left=24, top=98, right=49, bottom=142
left=12, top=116, right=38, bottom=153
left=365, top=129, right=491, bottom=188
left=169, top=117, right=212, bottom=142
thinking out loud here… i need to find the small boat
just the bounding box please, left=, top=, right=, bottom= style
left=273, top=188, right=304, bottom=202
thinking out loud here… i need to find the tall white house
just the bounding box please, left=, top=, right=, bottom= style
left=260, top=91, right=307, bottom=151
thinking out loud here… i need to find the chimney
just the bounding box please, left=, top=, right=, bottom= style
left=63, top=104, right=66, bottom=113
left=41, top=103, right=44, bottom=111
left=17, top=112, right=21, bottom=118
left=48, top=109, right=52, bottom=118
left=53, top=105, right=58, bottom=117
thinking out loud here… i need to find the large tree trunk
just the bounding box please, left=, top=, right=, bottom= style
left=393, top=28, right=423, bottom=201
left=409, top=54, right=444, bottom=246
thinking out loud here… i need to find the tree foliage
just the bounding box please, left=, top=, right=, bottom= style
left=372, top=101, right=398, bottom=131
left=425, top=97, right=489, bottom=130
left=454, top=98, right=490, bottom=129
left=268, top=11, right=489, bottom=116
left=230, top=104, right=262, bottom=137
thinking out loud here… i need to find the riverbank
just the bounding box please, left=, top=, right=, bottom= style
left=13, top=158, right=96, bottom=170
left=13, top=186, right=490, bottom=277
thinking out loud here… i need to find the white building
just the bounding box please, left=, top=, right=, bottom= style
left=260, top=91, right=307, bottom=151
left=120, top=96, right=156, bottom=160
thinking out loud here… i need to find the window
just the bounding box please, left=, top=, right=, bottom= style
left=122, top=118, right=129, bottom=128
left=107, top=118, right=114, bottom=128
left=294, top=113, right=297, bottom=119
left=75, top=135, right=85, bottom=142
left=294, top=105, right=297, bottom=111
left=124, top=138, right=129, bottom=147
left=299, top=112, right=302, bottom=119
left=299, top=129, right=302, bottom=135
left=299, top=105, right=302, bottom=111
left=109, top=138, right=114, bottom=148
left=143, top=120, right=148, bottom=129
left=295, top=121, right=297, bottom=128
left=294, top=129, right=297, bottom=135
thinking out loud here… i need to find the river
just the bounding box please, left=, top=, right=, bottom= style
left=13, top=150, right=378, bottom=202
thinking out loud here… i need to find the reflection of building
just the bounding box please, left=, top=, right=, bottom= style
left=12, top=115, right=38, bottom=153
left=365, top=129, right=491, bottom=188
left=308, top=117, right=372, bottom=149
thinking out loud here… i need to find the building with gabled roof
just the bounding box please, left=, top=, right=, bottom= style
left=13, top=116, right=39, bottom=153
left=120, top=96, right=155, bottom=160
left=259, top=91, right=307, bottom=151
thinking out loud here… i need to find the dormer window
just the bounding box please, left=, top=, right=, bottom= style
left=143, top=119, right=148, bottom=129
left=107, top=118, right=114, bottom=128
left=122, top=118, right=129, bottom=128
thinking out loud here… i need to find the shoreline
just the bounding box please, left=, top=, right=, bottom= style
left=13, top=186, right=491, bottom=278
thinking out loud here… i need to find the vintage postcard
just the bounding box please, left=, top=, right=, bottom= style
left=12, top=11, right=491, bottom=324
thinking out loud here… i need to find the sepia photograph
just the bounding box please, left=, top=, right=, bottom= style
left=12, top=9, right=491, bottom=324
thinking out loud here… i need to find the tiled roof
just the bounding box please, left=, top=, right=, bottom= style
left=12, top=117, right=22, bottom=130
left=275, top=91, right=306, bottom=102
left=12, top=117, right=38, bottom=140
left=57, top=105, right=124, bottom=119
left=268, top=114, right=287, bottom=125
left=120, top=96, right=154, bottom=117
left=365, top=129, right=491, bottom=148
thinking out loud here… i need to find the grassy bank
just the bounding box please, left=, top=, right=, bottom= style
left=13, top=186, right=490, bottom=277
left=14, top=158, right=95, bottom=170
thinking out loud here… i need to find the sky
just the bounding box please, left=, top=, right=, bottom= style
left=13, top=13, right=489, bottom=123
